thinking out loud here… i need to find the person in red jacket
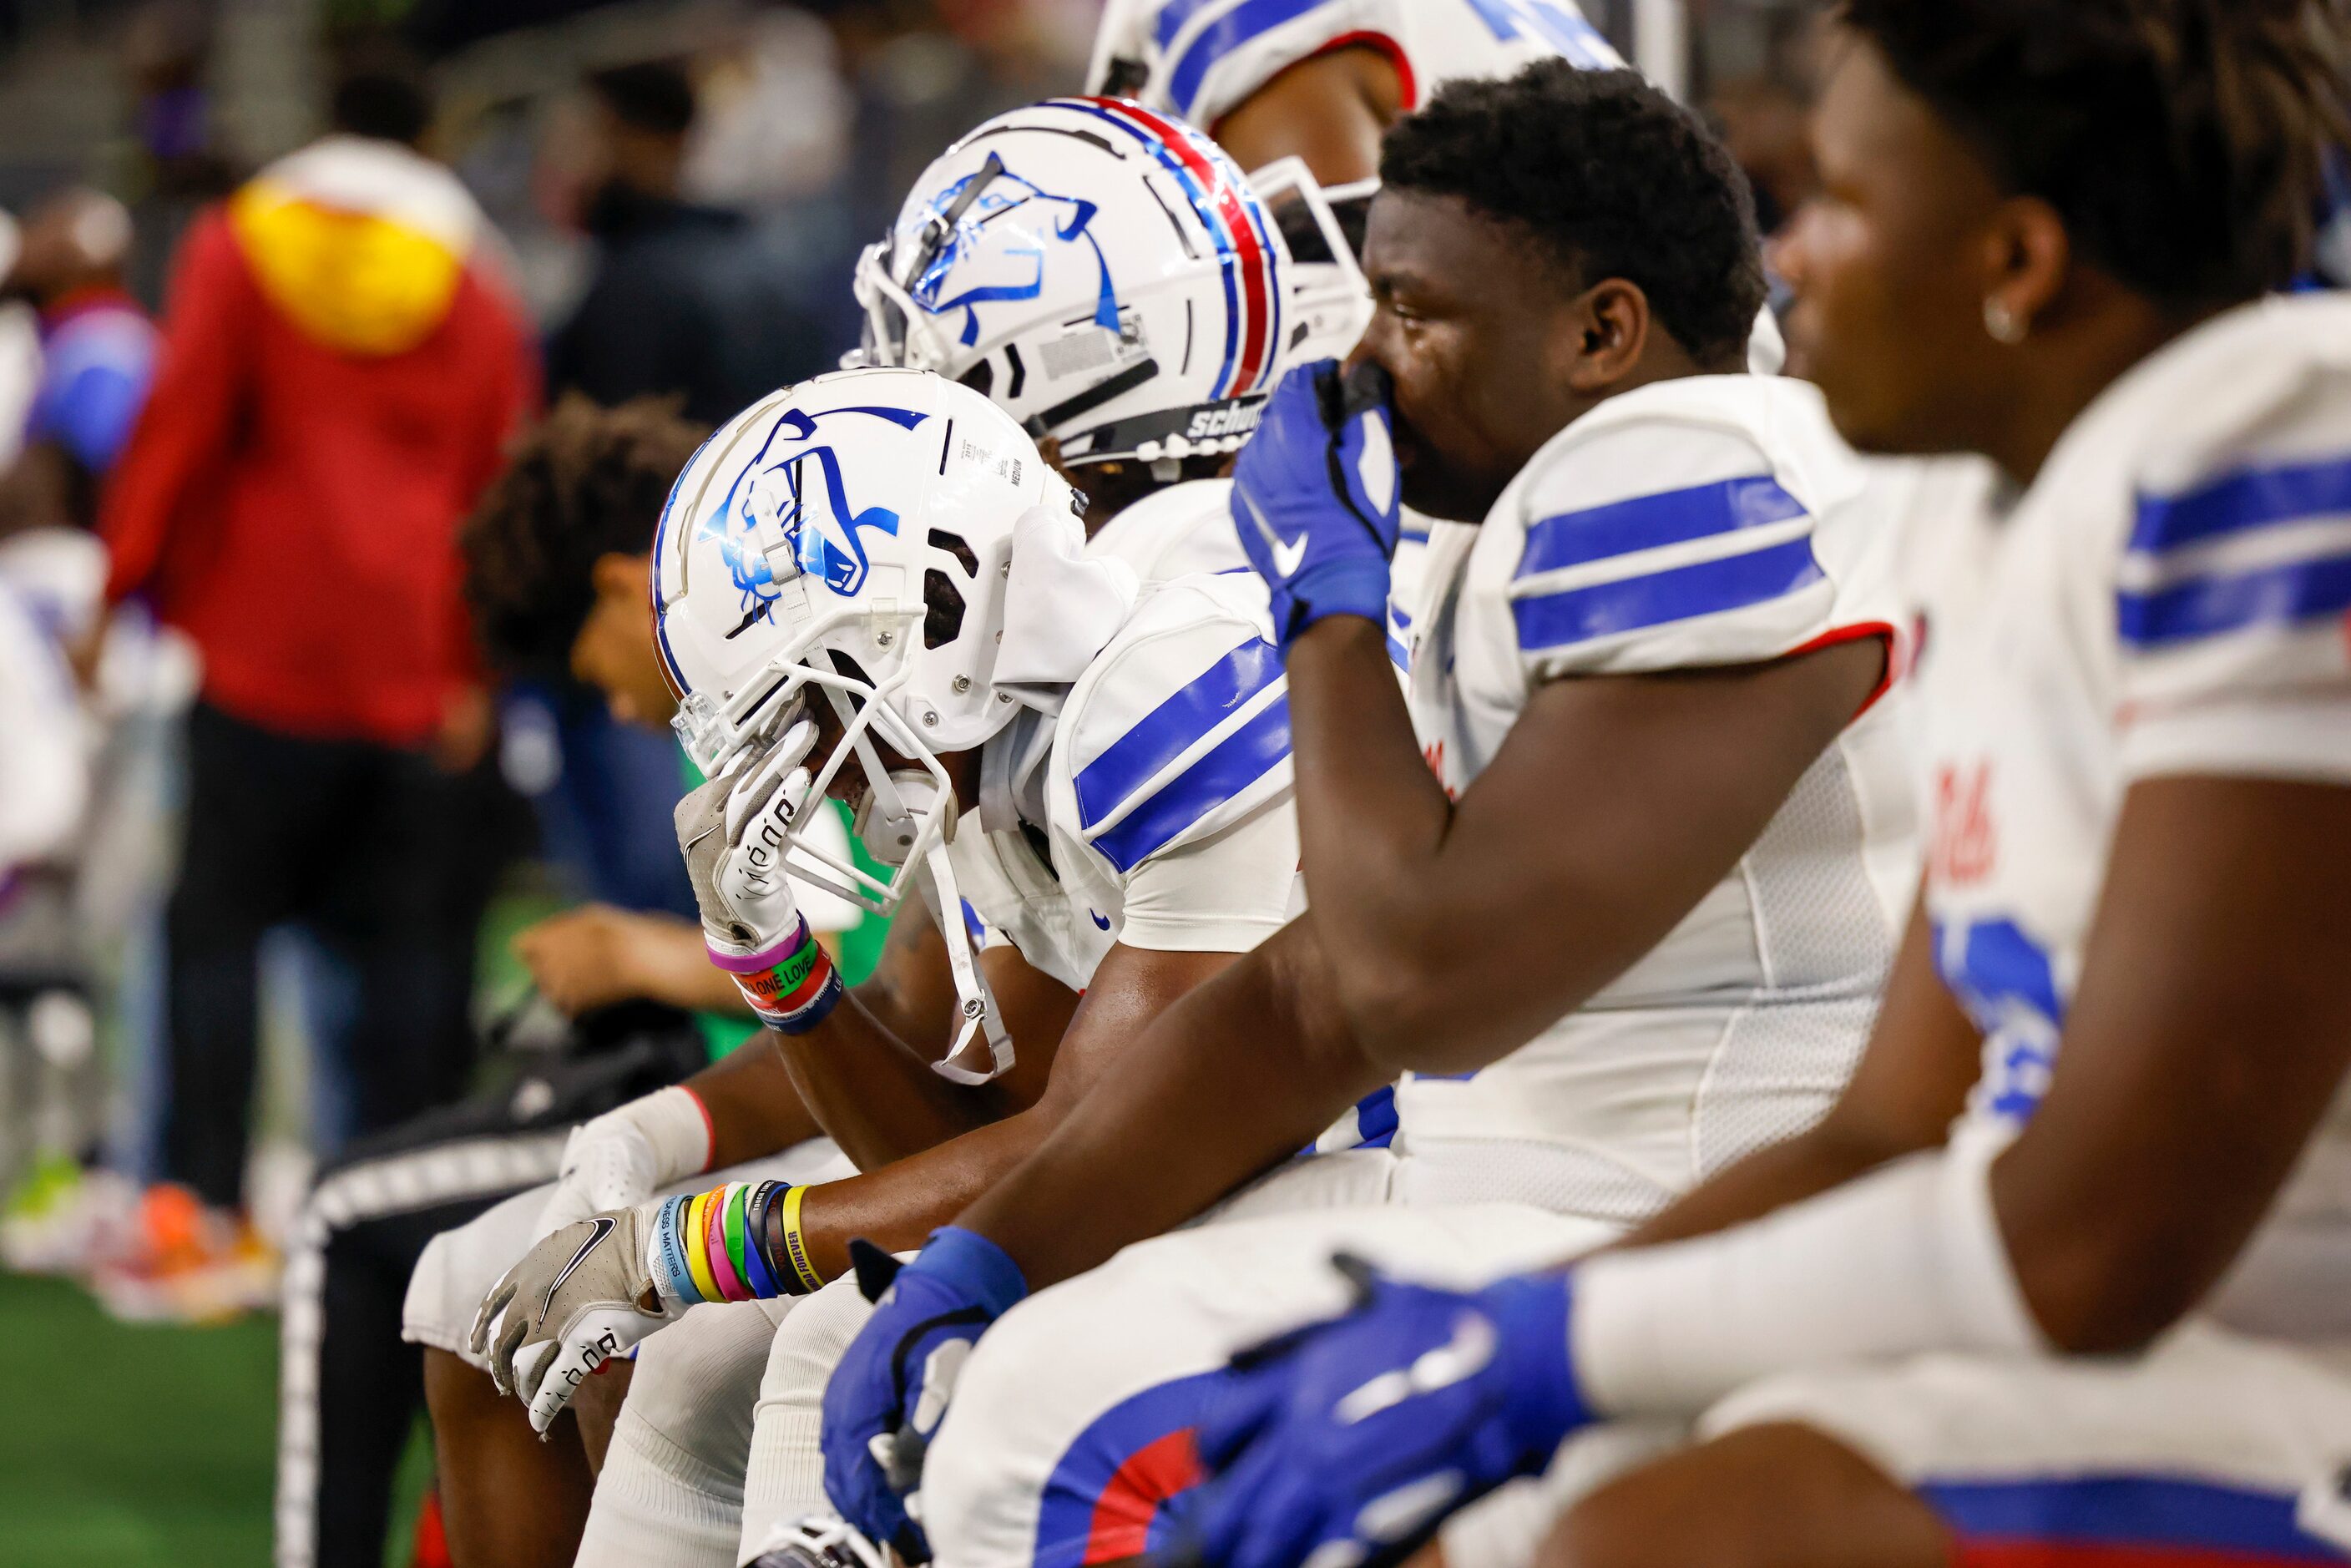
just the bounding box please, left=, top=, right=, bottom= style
left=99, top=61, right=538, bottom=1312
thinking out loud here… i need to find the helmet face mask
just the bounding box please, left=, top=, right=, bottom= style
left=851, top=97, right=1295, bottom=469
left=1247, top=157, right=1376, bottom=368
left=655, top=368, right=1073, bottom=927
left=673, top=650, right=953, bottom=922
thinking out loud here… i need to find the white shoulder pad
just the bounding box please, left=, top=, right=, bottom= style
left=1099, top=0, right=1620, bottom=128
left=1085, top=0, right=1159, bottom=96
left=1086, top=478, right=1248, bottom=583
left=1060, top=573, right=1291, bottom=875
left=1093, top=0, right=1380, bottom=125
left=1489, top=376, right=1870, bottom=681
left=2078, top=296, right=2351, bottom=775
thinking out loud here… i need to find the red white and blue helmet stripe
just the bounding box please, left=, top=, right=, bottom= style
left=1046, top=96, right=1285, bottom=402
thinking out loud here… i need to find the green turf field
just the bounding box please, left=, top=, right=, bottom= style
left=0, top=1272, right=278, bottom=1566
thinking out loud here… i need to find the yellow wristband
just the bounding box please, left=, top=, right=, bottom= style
left=777, top=1183, right=827, bottom=1295
left=683, top=1189, right=723, bottom=1304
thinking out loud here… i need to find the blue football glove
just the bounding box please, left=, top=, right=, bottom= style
left=1174, top=1255, right=1587, bottom=1568
left=820, top=1227, right=1028, bottom=1564
left=1231, top=360, right=1403, bottom=651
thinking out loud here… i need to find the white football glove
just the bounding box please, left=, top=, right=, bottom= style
left=676, top=717, right=819, bottom=962
left=532, top=1086, right=712, bottom=1242
left=472, top=1201, right=685, bottom=1434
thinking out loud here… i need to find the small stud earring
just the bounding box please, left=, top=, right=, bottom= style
left=1984, top=299, right=2029, bottom=346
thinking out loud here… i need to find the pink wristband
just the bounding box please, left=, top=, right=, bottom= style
left=705, top=1183, right=748, bottom=1302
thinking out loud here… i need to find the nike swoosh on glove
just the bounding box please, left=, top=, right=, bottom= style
left=821, top=1228, right=1029, bottom=1564
left=1230, top=359, right=1402, bottom=652
left=1176, top=1255, right=1587, bottom=1568
left=472, top=1203, right=685, bottom=1434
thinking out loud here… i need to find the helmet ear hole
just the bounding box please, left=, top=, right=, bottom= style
left=923, top=569, right=967, bottom=650
left=957, top=359, right=994, bottom=398
left=927, top=529, right=979, bottom=577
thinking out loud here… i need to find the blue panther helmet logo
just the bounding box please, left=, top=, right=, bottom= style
left=699, top=405, right=929, bottom=635
left=908, top=162, right=1120, bottom=347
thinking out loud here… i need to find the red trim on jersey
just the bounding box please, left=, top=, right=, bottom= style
left=1311, top=30, right=1418, bottom=109
left=1083, top=96, right=1277, bottom=396
left=1081, top=1427, right=1203, bottom=1565
left=1957, top=1543, right=2336, bottom=1568
left=1786, top=620, right=1901, bottom=717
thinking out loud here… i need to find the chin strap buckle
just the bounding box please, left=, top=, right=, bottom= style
left=914, top=839, right=1013, bottom=1085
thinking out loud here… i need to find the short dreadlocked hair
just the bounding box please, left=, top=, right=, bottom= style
left=1839, top=0, right=2351, bottom=304
left=462, top=393, right=710, bottom=675
left=1380, top=61, right=1766, bottom=367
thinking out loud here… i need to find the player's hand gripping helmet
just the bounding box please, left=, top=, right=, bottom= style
left=654, top=367, right=1080, bottom=1082
left=852, top=97, right=1300, bottom=469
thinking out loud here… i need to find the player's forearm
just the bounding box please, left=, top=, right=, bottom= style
left=685, top=1039, right=823, bottom=1170
left=774, top=993, right=1001, bottom=1171
left=791, top=1102, right=1064, bottom=1282
left=954, top=918, right=1384, bottom=1291
left=1282, top=617, right=1466, bottom=1050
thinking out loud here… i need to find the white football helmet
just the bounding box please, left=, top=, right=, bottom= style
left=852, top=97, right=1295, bottom=468
left=654, top=366, right=1079, bottom=1081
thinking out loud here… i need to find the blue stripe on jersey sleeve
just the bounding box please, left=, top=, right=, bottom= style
left=1516, top=475, right=1808, bottom=579
left=1167, top=0, right=1325, bottom=117
left=1462, top=0, right=1620, bottom=64
left=1512, top=534, right=1824, bottom=651
left=1074, top=636, right=1282, bottom=829
left=1091, top=695, right=1291, bottom=872
left=1152, top=0, right=1223, bottom=49
left=1352, top=1086, right=1398, bottom=1149
left=2117, top=551, right=2351, bottom=647
left=2127, top=453, right=2351, bottom=554
left=1384, top=599, right=1412, bottom=670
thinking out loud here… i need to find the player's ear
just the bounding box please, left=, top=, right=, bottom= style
left=1976, top=194, right=2070, bottom=344
left=1559, top=278, right=1651, bottom=395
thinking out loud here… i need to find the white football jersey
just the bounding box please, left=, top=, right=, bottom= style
left=947, top=526, right=1302, bottom=994
left=1394, top=375, right=1919, bottom=1222
left=1087, top=0, right=1620, bottom=133
left=1914, top=296, right=2351, bottom=1341
left=1087, top=476, right=1250, bottom=584
left=1090, top=474, right=1434, bottom=640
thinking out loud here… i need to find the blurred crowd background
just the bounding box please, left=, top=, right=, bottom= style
left=0, top=1, right=1828, bottom=1561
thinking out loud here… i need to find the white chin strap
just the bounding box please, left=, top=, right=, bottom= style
left=916, top=839, right=1014, bottom=1085
left=858, top=768, right=1014, bottom=1085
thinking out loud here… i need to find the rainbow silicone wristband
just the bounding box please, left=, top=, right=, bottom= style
left=710, top=918, right=842, bottom=1034
left=652, top=1195, right=705, bottom=1306
left=723, top=1185, right=763, bottom=1295
left=705, top=1183, right=749, bottom=1302
left=773, top=1182, right=827, bottom=1295
left=738, top=1184, right=784, bottom=1298
left=682, top=1191, right=723, bottom=1304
